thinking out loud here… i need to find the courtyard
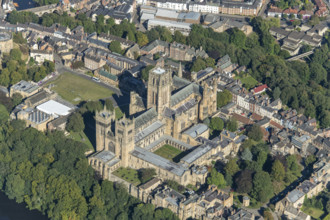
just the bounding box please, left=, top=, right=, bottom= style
left=154, top=144, right=188, bottom=163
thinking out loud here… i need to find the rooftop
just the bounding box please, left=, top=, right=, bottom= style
left=0, top=32, right=11, bottom=41
left=287, top=189, right=305, bottom=203
left=153, top=67, right=166, bottom=74
left=131, top=147, right=188, bottom=176
left=183, top=123, right=208, bottom=138
left=37, top=100, right=72, bottom=116
left=11, top=80, right=39, bottom=94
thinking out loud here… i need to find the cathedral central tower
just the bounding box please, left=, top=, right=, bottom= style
left=147, top=67, right=172, bottom=114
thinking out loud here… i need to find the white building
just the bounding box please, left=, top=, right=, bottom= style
left=156, top=1, right=188, bottom=11
left=189, top=3, right=219, bottom=14
left=30, top=50, right=54, bottom=63
left=147, top=19, right=191, bottom=35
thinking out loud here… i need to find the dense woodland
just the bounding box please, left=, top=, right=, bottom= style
left=0, top=96, right=179, bottom=220
left=6, top=11, right=329, bottom=128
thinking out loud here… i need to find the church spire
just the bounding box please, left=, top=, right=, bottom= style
left=178, top=62, right=182, bottom=78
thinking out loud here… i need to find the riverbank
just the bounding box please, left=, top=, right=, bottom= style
left=13, top=0, right=36, bottom=11
left=0, top=191, right=48, bottom=220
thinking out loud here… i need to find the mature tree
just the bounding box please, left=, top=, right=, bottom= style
left=72, top=61, right=84, bottom=69
left=66, top=112, right=85, bottom=132
left=209, top=117, right=224, bottom=131
left=109, top=40, right=123, bottom=54
left=136, top=32, right=149, bottom=46
left=173, top=30, right=186, bottom=44
left=105, top=99, right=114, bottom=112
left=319, top=110, right=330, bottom=129
left=273, top=87, right=281, bottom=100
left=10, top=48, right=22, bottom=61
left=271, top=160, right=285, bottom=181
left=226, top=118, right=238, bottom=132
left=146, top=29, right=160, bottom=42
left=141, top=65, right=155, bottom=81
left=256, top=150, right=268, bottom=170
left=190, top=57, right=207, bottom=72
left=5, top=174, right=25, bottom=203
left=0, top=104, right=9, bottom=125
left=263, top=210, right=274, bottom=220
left=251, top=171, right=273, bottom=202
left=229, top=28, right=246, bottom=48
left=217, top=90, right=232, bottom=108
left=207, top=168, right=227, bottom=189
left=310, top=62, right=327, bottom=84
left=138, top=168, right=156, bottom=184
left=224, top=159, right=240, bottom=176
left=241, top=139, right=254, bottom=150
left=241, top=148, right=253, bottom=161
left=304, top=155, right=316, bottom=167
left=286, top=155, right=301, bottom=176
left=0, top=68, right=10, bottom=86
left=12, top=93, right=23, bottom=107
left=247, top=125, right=263, bottom=141
left=235, top=169, right=253, bottom=193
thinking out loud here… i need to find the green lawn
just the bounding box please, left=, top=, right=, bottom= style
left=115, top=107, right=124, bottom=119
left=235, top=75, right=258, bottom=90
left=154, top=144, right=184, bottom=162
left=301, top=206, right=324, bottom=219
left=46, top=72, right=113, bottom=104
left=69, top=131, right=94, bottom=151
left=113, top=167, right=141, bottom=186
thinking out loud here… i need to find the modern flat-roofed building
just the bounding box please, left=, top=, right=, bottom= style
left=9, top=80, right=40, bottom=98
left=147, top=19, right=192, bottom=35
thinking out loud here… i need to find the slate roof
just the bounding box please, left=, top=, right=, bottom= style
left=287, top=189, right=305, bottom=203
left=183, top=124, right=208, bottom=138
left=99, top=70, right=118, bottom=81
left=181, top=143, right=213, bottom=164
left=172, top=75, right=191, bottom=90
left=131, top=147, right=188, bottom=176
left=135, top=120, right=165, bottom=143
left=135, top=107, right=157, bottom=129
left=141, top=39, right=168, bottom=52
left=171, top=83, right=201, bottom=106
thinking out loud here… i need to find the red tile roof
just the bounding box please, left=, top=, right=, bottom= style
left=251, top=113, right=263, bottom=121
left=252, top=84, right=268, bottom=94
left=298, top=10, right=313, bottom=15
left=283, top=8, right=298, bottom=14
left=270, top=120, right=284, bottom=130
left=232, top=113, right=253, bottom=125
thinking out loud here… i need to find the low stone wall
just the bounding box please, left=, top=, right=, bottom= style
left=109, top=174, right=140, bottom=198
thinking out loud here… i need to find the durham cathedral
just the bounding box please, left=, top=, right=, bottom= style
left=88, top=66, right=223, bottom=186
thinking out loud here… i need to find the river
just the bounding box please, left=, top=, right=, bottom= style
left=0, top=191, right=48, bottom=220
left=13, top=0, right=37, bottom=11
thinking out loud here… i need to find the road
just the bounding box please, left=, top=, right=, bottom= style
left=258, top=0, right=270, bottom=18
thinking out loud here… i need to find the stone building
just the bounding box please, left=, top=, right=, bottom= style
left=0, top=32, right=13, bottom=54
left=89, top=67, right=219, bottom=187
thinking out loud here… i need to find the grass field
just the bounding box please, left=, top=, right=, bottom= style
left=154, top=144, right=184, bottom=162
left=235, top=75, right=258, bottom=90
left=301, top=206, right=324, bottom=219
left=69, top=131, right=94, bottom=151
left=46, top=72, right=113, bottom=104
left=113, top=167, right=141, bottom=186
